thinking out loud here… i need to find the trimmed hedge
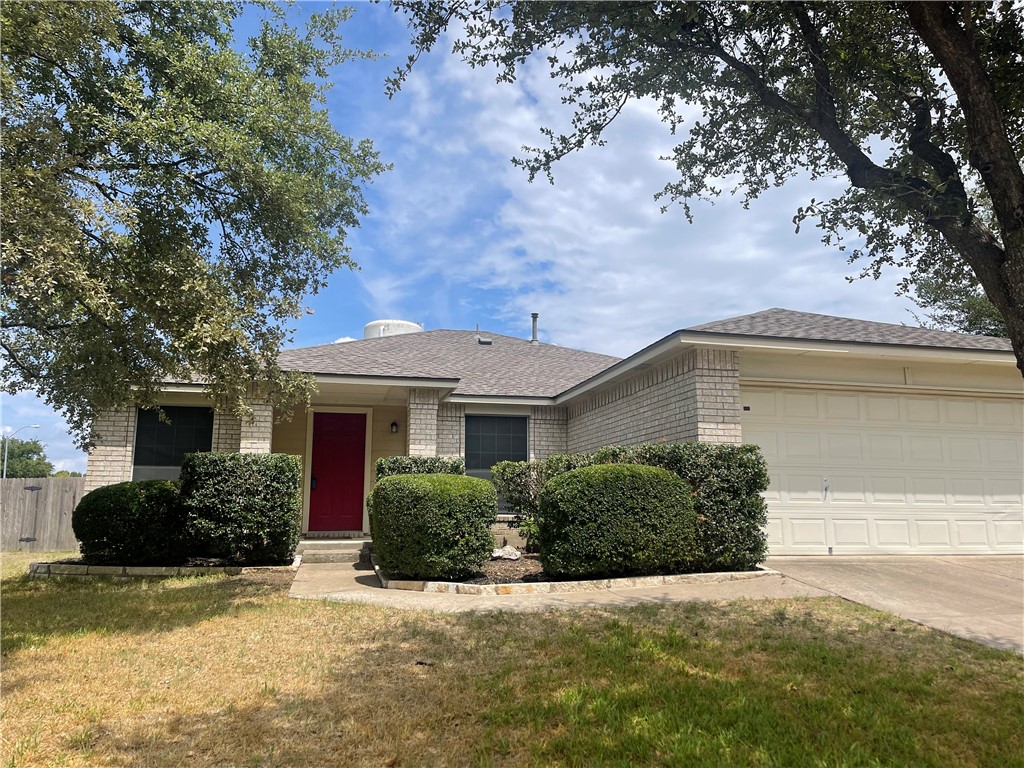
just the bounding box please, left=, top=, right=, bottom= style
left=538, top=464, right=696, bottom=578
left=180, top=452, right=302, bottom=565
left=72, top=480, right=187, bottom=565
left=369, top=473, right=496, bottom=579
left=496, top=442, right=770, bottom=572
left=375, top=455, right=465, bottom=478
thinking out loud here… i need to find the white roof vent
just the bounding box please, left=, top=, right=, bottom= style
left=363, top=319, right=423, bottom=339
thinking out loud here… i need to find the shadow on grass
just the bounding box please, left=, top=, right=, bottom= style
left=91, top=601, right=1024, bottom=768
left=0, top=570, right=293, bottom=657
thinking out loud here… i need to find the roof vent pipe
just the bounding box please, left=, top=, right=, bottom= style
left=530, top=313, right=539, bottom=345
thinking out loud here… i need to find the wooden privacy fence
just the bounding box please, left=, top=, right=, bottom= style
left=1, top=477, right=84, bottom=552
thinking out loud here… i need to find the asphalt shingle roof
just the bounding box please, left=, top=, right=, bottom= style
left=278, top=330, right=621, bottom=398
left=686, top=308, right=1013, bottom=352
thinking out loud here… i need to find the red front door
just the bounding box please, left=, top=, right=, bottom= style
left=309, top=412, right=367, bottom=531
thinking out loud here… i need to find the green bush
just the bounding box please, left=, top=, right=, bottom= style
left=592, top=443, right=770, bottom=572
left=72, top=480, right=187, bottom=565
left=498, top=443, right=769, bottom=572
left=179, top=452, right=302, bottom=565
left=369, top=473, right=496, bottom=579
left=375, top=455, right=465, bottom=478
left=538, top=464, right=696, bottom=578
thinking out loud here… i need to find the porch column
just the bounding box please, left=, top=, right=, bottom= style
left=238, top=399, right=273, bottom=453
left=408, top=388, right=440, bottom=457
left=84, top=407, right=137, bottom=492
left=212, top=410, right=242, bottom=451
left=689, top=348, right=742, bottom=444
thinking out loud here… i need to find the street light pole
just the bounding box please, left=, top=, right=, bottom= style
left=2, top=425, right=42, bottom=480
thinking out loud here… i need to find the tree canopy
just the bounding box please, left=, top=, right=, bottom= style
left=2, top=1, right=388, bottom=446
left=1, top=437, right=54, bottom=478
left=390, top=1, right=1024, bottom=372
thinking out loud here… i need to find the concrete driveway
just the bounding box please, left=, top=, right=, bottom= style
left=768, top=555, right=1024, bottom=653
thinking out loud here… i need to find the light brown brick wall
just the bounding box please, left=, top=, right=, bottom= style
left=408, top=388, right=440, bottom=457
left=437, top=402, right=465, bottom=458
left=212, top=411, right=241, bottom=451
left=567, top=348, right=741, bottom=452
left=529, top=406, right=567, bottom=459
left=239, top=400, right=273, bottom=453
left=84, top=408, right=137, bottom=492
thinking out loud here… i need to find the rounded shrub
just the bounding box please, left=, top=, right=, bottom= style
left=72, top=480, right=187, bottom=565
left=538, top=464, right=696, bottom=578
left=180, top=452, right=302, bottom=565
left=369, top=473, right=497, bottom=580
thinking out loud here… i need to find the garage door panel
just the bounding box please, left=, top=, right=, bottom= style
left=875, top=520, right=911, bottom=547
left=910, top=477, right=947, bottom=505
left=949, top=438, right=982, bottom=464
left=786, top=475, right=825, bottom=502
left=955, top=520, right=989, bottom=546
left=743, top=386, right=1023, bottom=555
left=993, top=520, right=1024, bottom=545
left=826, top=433, right=862, bottom=459
left=916, top=521, right=952, bottom=546
left=990, top=479, right=1023, bottom=505
left=951, top=478, right=985, bottom=505
left=825, top=395, right=860, bottom=420
left=784, top=392, right=818, bottom=418
left=833, top=519, right=870, bottom=547
left=789, top=518, right=827, bottom=547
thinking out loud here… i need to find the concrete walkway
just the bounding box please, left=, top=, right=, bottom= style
left=289, top=561, right=829, bottom=613
left=768, top=555, right=1024, bottom=653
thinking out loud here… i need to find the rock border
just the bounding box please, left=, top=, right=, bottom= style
left=371, top=556, right=778, bottom=595
left=27, top=562, right=296, bottom=579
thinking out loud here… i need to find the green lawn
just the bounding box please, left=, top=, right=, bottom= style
left=2, top=551, right=1022, bottom=767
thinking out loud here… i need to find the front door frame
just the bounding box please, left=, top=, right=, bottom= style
left=303, top=406, right=373, bottom=534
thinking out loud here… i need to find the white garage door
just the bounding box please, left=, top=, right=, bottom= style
left=741, top=387, right=1024, bottom=555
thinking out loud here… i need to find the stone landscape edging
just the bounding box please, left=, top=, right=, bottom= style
left=370, top=555, right=778, bottom=595
left=27, top=562, right=296, bottom=579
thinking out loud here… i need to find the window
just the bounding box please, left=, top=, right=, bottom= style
left=133, top=406, right=214, bottom=480
left=465, top=415, right=528, bottom=480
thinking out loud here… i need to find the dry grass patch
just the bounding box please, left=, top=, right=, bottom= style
left=2, top=552, right=1022, bottom=767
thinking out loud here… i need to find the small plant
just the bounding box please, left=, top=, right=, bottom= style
left=72, top=480, right=187, bottom=565
left=369, top=473, right=496, bottom=579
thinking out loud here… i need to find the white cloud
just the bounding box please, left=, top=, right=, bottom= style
left=332, top=336, right=357, bottom=344
left=0, top=392, right=86, bottom=474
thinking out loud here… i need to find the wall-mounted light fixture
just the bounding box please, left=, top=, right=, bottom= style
left=390, top=421, right=399, bottom=434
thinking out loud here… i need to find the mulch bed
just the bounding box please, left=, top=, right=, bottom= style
left=462, top=553, right=550, bottom=584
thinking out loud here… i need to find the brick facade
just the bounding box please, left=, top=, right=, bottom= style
left=408, top=388, right=440, bottom=457
left=529, top=405, right=567, bottom=459
left=566, top=348, right=741, bottom=452
left=437, top=402, right=465, bottom=458
left=238, top=400, right=273, bottom=453
left=84, top=408, right=137, bottom=492
left=212, top=411, right=241, bottom=451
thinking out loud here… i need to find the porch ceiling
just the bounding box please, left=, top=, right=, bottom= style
left=311, top=381, right=411, bottom=406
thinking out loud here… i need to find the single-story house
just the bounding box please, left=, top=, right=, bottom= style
left=84, top=308, right=1023, bottom=555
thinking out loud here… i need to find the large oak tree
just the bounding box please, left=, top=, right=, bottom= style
left=390, top=1, right=1024, bottom=372
left=2, top=1, right=387, bottom=445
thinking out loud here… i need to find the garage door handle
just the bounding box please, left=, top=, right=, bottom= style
left=823, top=477, right=829, bottom=501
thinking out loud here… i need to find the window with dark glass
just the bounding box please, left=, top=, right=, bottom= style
left=465, top=415, right=528, bottom=480
left=132, top=406, right=214, bottom=480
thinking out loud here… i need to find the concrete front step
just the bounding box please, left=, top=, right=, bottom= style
left=300, top=550, right=371, bottom=564
left=296, top=538, right=371, bottom=553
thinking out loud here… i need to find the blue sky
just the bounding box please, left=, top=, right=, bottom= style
left=3, top=1, right=920, bottom=473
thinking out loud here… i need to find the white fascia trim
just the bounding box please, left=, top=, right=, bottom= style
left=679, top=332, right=1017, bottom=365
left=311, top=373, right=460, bottom=388
left=445, top=395, right=556, bottom=406
left=156, top=383, right=208, bottom=394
